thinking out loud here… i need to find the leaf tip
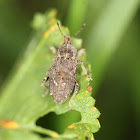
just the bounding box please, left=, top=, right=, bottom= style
left=48, top=9, right=57, bottom=18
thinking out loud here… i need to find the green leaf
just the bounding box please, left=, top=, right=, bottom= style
left=0, top=9, right=100, bottom=140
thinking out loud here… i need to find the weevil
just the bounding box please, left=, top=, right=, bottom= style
left=41, top=22, right=93, bottom=110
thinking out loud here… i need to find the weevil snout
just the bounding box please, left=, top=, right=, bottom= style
left=64, top=36, right=71, bottom=44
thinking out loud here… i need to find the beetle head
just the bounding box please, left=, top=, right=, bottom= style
left=64, top=36, right=71, bottom=44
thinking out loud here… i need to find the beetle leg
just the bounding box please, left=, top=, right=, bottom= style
left=69, top=81, right=79, bottom=111
left=77, top=60, right=93, bottom=81
left=41, top=88, right=49, bottom=98
left=77, top=48, right=85, bottom=57
left=41, top=76, right=49, bottom=97
left=41, top=76, right=49, bottom=88
left=49, top=46, right=57, bottom=54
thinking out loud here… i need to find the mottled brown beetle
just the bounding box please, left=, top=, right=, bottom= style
left=41, top=22, right=93, bottom=110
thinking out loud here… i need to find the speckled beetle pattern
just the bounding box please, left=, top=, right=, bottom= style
left=41, top=23, right=93, bottom=110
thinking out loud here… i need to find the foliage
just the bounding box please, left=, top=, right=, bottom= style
left=0, top=10, right=100, bottom=140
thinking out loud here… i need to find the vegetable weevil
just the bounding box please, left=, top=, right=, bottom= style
left=41, top=22, right=93, bottom=110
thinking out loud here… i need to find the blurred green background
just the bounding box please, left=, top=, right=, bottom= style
left=0, top=0, right=140, bottom=140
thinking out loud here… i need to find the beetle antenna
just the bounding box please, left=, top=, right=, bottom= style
left=57, top=22, right=65, bottom=37
left=74, top=23, right=86, bottom=36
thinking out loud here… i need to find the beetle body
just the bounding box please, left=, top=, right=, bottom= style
left=48, top=57, right=77, bottom=103
left=41, top=25, right=93, bottom=110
